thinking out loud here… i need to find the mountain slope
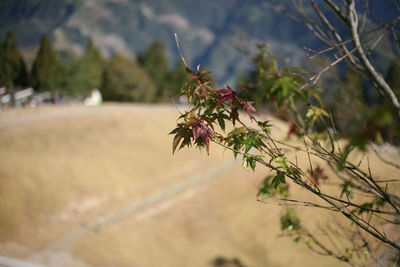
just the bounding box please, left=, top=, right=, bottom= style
left=0, top=0, right=309, bottom=83
left=0, top=0, right=397, bottom=84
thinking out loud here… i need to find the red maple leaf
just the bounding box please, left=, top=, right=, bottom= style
left=216, top=85, right=236, bottom=106
left=307, top=165, right=328, bottom=186
left=192, top=119, right=216, bottom=153
left=242, top=100, right=257, bottom=120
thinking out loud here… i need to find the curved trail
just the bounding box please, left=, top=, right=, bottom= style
left=44, top=160, right=236, bottom=254
left=0, top=161, right=236, bottom=267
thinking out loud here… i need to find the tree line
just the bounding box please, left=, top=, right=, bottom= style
left=0, top=29, right=187, bottom=102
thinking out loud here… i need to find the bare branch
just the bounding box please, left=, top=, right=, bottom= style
left=323, top=0, right=347, bottom=22
left=302, top=46, right=358, bottom=87
left=174, top=33, right=188, bottom=69
left=392, top=23, right=400, bottom=59
left=347, top=0, right=400, bottom=117
left=309, top=0, right=360, bottom=67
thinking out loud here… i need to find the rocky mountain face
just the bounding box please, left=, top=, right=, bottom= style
left=0, top=0, right=396, bottom=84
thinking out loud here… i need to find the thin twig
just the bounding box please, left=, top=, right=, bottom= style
left=174, top=33, right=188, bottom=68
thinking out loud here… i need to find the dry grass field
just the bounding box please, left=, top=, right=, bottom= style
left=2, top=103, right=395, bottom=266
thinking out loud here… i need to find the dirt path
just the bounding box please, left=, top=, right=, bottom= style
left=46, top=160, right=236, bottom=251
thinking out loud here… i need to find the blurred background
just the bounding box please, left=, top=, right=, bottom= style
left=0, top=0, right=398, bottom=266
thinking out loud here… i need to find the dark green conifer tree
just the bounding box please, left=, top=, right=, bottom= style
left=30, top=34, right=61, bottom=92
left=81, top=37, right=104, bottom=91
left=138, top=40, right=169, bottom=101
left=100, top=53, right=156, bottom=102
left=0, top=30, right=28, bottom=88
left=239, top=44, right=279, bottom=108
left=61, top=37, right=105, bottom=95
left=84, top=38, right=103, bottom=64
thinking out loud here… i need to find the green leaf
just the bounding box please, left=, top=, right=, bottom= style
left=306, top=105, right=328, bottom=125
left=217, top=116, right=225, bottom=131
left=250, top=157, right=256, bottom=170
left=273, top=156, right=288, bottom=171
left=272, top=171, right=286, bottom=190
left=280, top=207, right=300, bottom=231
left=169, top=127, right=179, bottom=135
left=257, top=174, right=289, bottom=198
left=172, top=134, right=182, bottom=154
left=338, top=144, right=354, bottom=170
left=242, top=155, right=257, bottom=171
left=270, top=76, right=299, bottom=107
left=356, top=202, right=374, bottom=215
left=287, top=166, right=301, bottom=177
left=305, top=240, right=314, bottom=248
left=257, top=176, right=275, bottom=198
left=257, top=120, right=272, bottom=135
left=308, top=89, right=324, bottom=106
left=227, top=127, right=246, bottom=137
left=340, top=181, right=354, bottom=199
